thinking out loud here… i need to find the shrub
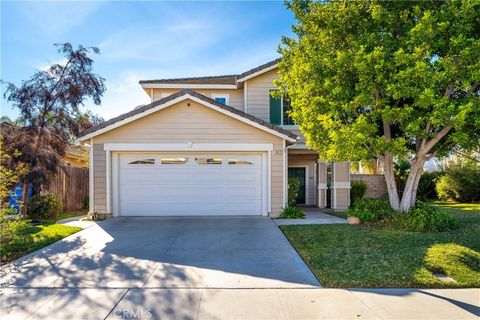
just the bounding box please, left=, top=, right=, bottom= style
left=28, top=194, right=62, bottom=220
left=346, top=198, right=395, bottom=222
left=436, top=160, right=480, bottom=202
left=281, top=204, right=305, bottom=219
left=417, top=171, right=441, bottom=201
left=0, top=207, right=18, bottom=215
left=288, top=177, right=301, bottom=205
left=395, top=202, right=459, bottom=232
left=350, top=180, right=368, bottom=205
left=0, top=213, right=31, bottom=246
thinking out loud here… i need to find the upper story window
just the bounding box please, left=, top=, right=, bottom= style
left=269, top=90, right=295, bottom=126
left=212, top=94, right=229, bottom=105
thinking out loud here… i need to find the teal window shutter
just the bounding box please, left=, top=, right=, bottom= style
left=269, top=92, right=281, bottom=125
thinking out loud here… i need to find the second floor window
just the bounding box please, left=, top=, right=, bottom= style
left=212, top=94, right=229, bottom=105
left=269, top=90, right=295, bottom=126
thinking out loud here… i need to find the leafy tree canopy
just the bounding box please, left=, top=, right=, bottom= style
left=277, top=0, right=479, bottom=211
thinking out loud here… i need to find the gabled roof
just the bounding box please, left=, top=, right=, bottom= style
left=77, top=89, right=297, bottom=142
left=139, top=75, right=238, bottom=85
left=139, top=58, right=280, bottom=88
left=237, top=58, right=280, bottom=82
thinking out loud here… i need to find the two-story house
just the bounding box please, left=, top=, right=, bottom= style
left=78, top=59, right=350, bottom=217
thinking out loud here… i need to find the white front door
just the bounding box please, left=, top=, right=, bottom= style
left=118, top=153, right=263, bottom=216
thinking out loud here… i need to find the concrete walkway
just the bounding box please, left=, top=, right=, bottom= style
left=56, top=215, right=95, bottom=229
left=1, top=288, right=478, bottom=319
left=275, top=209, right=347, bottom=225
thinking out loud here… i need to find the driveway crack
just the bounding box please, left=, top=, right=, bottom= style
left=142, top=265, right=158, bottom=288
left=104, top=288, right=130, bottom=320
left=195, top=289, right=204, bottom=320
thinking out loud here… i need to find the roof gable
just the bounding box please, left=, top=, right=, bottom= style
left=78, top=90, right=296, bottom=142
left=139, top=59, right=280, bottom=88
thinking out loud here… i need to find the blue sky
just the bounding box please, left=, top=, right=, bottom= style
left=1, top=1, right=295, bottom=120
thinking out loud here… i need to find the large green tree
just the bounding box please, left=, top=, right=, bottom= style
left=277, top=0, right=480, bottom=212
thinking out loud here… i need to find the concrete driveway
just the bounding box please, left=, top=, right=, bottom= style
left=2, top=217, right=479, bottom=320
left=1, top=216, right=318, bottom=289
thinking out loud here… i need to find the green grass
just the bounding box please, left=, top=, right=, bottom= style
left=280, top=202, right=480, bottom=288
left=1, top=221, right=82, bottom=263
left=56, top=210, right=88, bottom=222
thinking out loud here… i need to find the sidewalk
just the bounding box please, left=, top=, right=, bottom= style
left=1, top=288, right=478, bottom=319
left=275, top=208, right=347, bottom=225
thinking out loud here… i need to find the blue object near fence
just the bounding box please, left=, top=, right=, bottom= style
left=8, top=183, right=33, bottom=212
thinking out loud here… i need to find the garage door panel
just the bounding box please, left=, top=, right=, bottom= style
left=121, top=172, right=159, bottom=184
left=225, top=187, right=261, bottom=198
left=119, top=153, right=263, bottom=216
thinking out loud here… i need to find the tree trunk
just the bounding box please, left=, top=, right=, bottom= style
left=410, top=165, right=424, bottom=207
left=383, top=153, right=400, bottom=210
left=399, top=157, right=426, bottom=212
left=20, top=181, right=30, bottom=218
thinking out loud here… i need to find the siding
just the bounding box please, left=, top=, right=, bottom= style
left=334, top=162, right=350, bottom=182
left=93, top=143, right=106, bottom=213
left=92, top=99, right=285, bottom=217
left=335, top=189, right=350, bottom=209
left=245, top=69, right=278, bottom=122
left=152, top=88, right=244, bottom=111
left=333, top=161, right=350, bottom=210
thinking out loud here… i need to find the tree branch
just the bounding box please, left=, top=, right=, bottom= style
left=465, top=81, right=479, bottom=97
left=444, top=82, right=455, bottom=97
left=423, top=126, right=452, bottom=154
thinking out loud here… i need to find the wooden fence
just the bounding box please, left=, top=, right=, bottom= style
left=44, top=166, right=89, bottom=211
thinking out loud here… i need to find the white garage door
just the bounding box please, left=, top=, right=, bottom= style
left=118, top=153, right=263, bottom=216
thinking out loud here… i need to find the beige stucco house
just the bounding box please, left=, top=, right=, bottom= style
left=78, top=59, right=350, bottom=217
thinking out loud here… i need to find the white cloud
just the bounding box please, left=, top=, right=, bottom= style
left=16, top=1, right=103, bottom=37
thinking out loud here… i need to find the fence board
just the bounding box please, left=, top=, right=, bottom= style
left=44, top=166, right=89, bottom=211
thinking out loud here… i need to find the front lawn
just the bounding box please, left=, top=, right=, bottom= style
left=56, top=209, right=88, bottom=222
left=281, top=202, right=480, bottom=288
left=1, top=221, right=81, bottom=263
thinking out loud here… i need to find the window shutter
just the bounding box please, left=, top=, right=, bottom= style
left=269, top=93, right=282, bottom=125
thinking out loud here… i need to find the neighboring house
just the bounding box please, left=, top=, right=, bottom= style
left=78, top=59, right=350, bottom=217
left=64, top=145, right=89, bottom=168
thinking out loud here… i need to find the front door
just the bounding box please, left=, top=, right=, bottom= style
left=288, top=167, right=306, bottom=204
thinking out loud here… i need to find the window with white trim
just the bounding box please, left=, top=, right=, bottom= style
left=269, top=90, right=295, bottom=126
left=212, top=94, right=229, bottom=105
